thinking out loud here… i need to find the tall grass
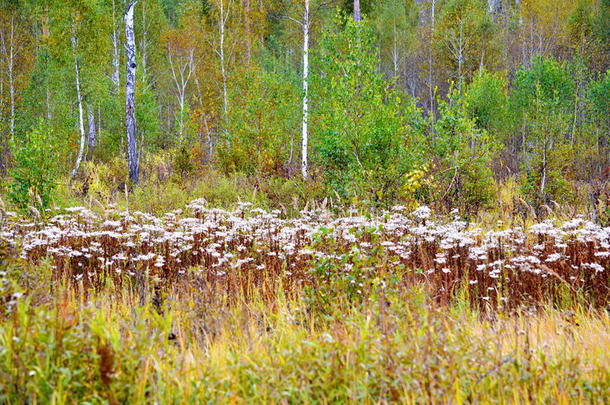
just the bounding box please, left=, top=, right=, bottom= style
left=0, top=281, right=608, bottom=403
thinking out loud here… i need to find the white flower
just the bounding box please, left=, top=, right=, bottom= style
left=412, top=206, right=431, bottom=220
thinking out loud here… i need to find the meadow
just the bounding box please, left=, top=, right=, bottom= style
left=1, top=200, right=609, bottom=403
left=1, top=0, right=609, bottom=402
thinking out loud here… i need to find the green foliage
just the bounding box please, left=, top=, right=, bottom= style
left=510, top=57, right=576, bottom=207
left=312, top=15, right=424, bottom=206
left=435, top=0, right=501, bottom=87
left=305, top=225, right=404, bottom=315
left=427, top=89, right=497, bottom=211
left=8, top=123, right=61, bottom=213
left=588, top=70, right=610, bottom=130
left=372, top=0, right=418, bottom=80
left=511, top=56, right=574, bottom=114
left=218, top=64, right=300, bottom=176
left=464, top=71, right=509, bottom=136
left=173, top=146, right=194, bottom=176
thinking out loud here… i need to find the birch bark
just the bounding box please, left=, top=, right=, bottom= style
left=354, top=0, right=361, bottom=22
left=8, top=16, right=15, bottom=141
left=71, top=34, right=86, bottom=178
left=219, top=0, right=229, bottom=125
left=125, top=1, right=139, bottom=184
left=88, top=104, right=96, bottom=150
left=301, top=0, right=309, bottom=179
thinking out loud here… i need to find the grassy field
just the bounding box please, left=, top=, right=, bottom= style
left=0, top=202, right=609, bottom=403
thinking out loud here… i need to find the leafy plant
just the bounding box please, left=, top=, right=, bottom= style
left=312, top=14, right=424, bottom=206
left=8, top=123, right=61, bottom=213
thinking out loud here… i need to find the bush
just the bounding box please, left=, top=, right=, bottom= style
left=312, top=15, right=424, bottom=206
left=8, top=123, right=61, bottom=213
left=427, top=90, right=497, bottom=212
left=218, top=65, right=300, bottom=177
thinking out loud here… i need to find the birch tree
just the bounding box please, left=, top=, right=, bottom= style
left=301, top=0, right=310, bottom=179
left=88, top=104, right=96, bottom=149
left=71, top=34, right=86, bottom=177
left=6, top=17, right=15, bottom=141
left=125, top=0, right=139, bottom=184
left=216, top=0, right=231, bottom=128
left=354, top=0, right=361, bottom=22
left=277, top=0, right=319, bottom=178
left=0, top=6, right=34, bottom=173
left=111, top=0, right=120, bottom=91
left=373, top=0, right=418, bottom=89
left=165, top=30, right=198, bottom=140
left=0, top=12, right=26, bottom=144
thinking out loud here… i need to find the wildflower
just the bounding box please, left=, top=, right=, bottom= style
left=412, top=206, right=431, bottom=220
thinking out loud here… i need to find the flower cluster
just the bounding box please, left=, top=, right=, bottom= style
left=2, top=201, right=608, bottom=309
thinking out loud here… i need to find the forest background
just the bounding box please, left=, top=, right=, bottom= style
left=0, top=0, right=608, bottom=219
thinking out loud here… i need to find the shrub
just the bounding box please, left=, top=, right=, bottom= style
left=8, top=123, right=61, bottom=213
left=427, top=90, right=497, bottom=212
left=312, top=15, right=424, bottom=206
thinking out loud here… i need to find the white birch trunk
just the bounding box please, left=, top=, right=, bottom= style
left=428, top=0, right=436, bottom=116
left=125, top=1, right=139, bottom=184
left=88, top=104, right=97, bottom=149
left=0, top=27, right=5, bottom=173
left=354, top=0, right=361, bottom=22
left=219, top=0, right=229, bottom=124
left=71, top=35, right=86, bottom=178
left=168, top=48, right=196, bottom=140
left=487, top=0, right=499, bottom=15
left=392, top=17, right=399, bottom=79
left=301, top=0, right=309, bottom=179
left=8, top=16, right=15, bottom=141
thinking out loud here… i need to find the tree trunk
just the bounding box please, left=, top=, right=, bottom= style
left=88, top=104, right=97, bottom=150
left=71, top=34, right=86, bottom=178
left=487, top=0, right=499, bottom=15
left=0, top=24, right=6, bottom=174
left=125, top=1, right=139, bottom=184
left=168, top=47, right=196, bottom=141
left=219, top=0, right=229, bottom=127
left=301, top=0, right=309, bottom=179
left=457, top=18, right=464, bottom=94
left=392, top=17, right=399, bottom=80
left=8, top=16, right=15, bottom=141
left=428, top=0, right=436, bottom=117
left=216, top=0, right=231, bottom=145
left=354, top=0, right=361, bottom=22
